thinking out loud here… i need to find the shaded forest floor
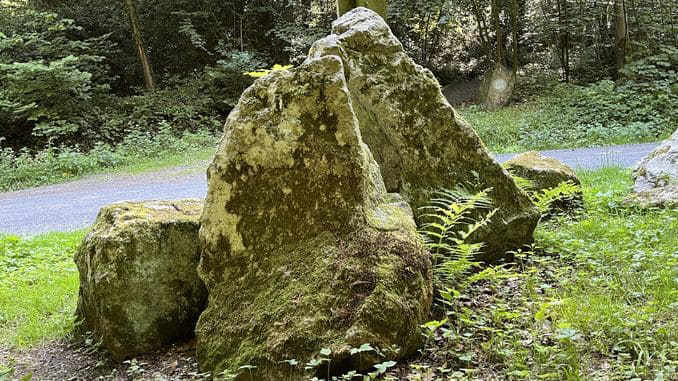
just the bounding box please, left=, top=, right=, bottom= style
left=1, top=167, right=676, bottom=380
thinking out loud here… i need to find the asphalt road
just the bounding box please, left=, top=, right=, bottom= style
left=0, top=142, right=659, bottom=236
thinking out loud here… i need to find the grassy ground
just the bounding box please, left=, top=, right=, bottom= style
left=405, top=167, right=677, bottom=380
left=0, top=130, right=218, bottom=192
left=458, top=103, right=671, bottom=154
left=0, top=231, right=85, bottom=348
left=1, top=168, right=676, bottom=380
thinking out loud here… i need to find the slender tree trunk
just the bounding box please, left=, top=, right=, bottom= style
left=470, top=0, right=490, bottom=53
left=491, top=0, right=504, bottom=66
left=615, top=0, right=627, bottom=76
left=557, top=0, right=570, bottom=82
left=123, top=0, right=155, bottom=90
left=511, top=0, right=519, bottom=77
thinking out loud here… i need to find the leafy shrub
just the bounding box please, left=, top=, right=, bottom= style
left=96, top=81, right=225, bottom=145
left=518, top=76, right=677, bottom=149
left=0, top=9, right=115, bottom=149
left=201, top=51, right=265, bottom=112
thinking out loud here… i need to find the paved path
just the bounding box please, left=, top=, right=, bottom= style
left=0, top=142, right=659, bottom=236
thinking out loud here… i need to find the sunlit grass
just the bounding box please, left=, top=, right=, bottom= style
left=0, top=231, right=85, bottom=347
left=535, top=167, right=678, bottom=378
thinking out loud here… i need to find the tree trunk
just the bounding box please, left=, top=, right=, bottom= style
left=337, top=0, right=388, bottom=19
left=615, top=0, right=627, bottom=76
left=491, top=0, right=504, bottom=66
left=510, top=0, right=519, bottom=77
left=124, top=0, right=155, bottom=90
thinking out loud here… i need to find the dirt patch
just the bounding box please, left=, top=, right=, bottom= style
left=1, top=339, right=207, bottom=380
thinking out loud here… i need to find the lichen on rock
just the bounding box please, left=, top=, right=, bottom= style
left=307, top=7, right=539, bottom=260
left=74, top=199, right=207, bottom=360
left=632, top=130, right=678, bottom=193
left=196, top=55, right=432, bottom=379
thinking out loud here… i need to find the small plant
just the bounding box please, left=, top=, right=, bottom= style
left=123, top=359, right=147, bottom=378
left=509, top=173, right=583, bottom=216
left=418, top=187, right=497, bottom=294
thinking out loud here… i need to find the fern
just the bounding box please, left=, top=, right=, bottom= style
left=418, top=187, right=497, bottom=288
left=531, top=181, right=581, bottom=214
left=510, top=173, right=582, bottom=215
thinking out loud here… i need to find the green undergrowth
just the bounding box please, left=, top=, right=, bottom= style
left=406, top=167, right=677, bottom=380
left=0, top=128, right=218, bottom=192
left=0, top=231, right=85, bottom=348
left=459, top=80, right=676, bottom=153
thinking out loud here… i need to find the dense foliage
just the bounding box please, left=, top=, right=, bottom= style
left=0, top=0, right=676, bottom=190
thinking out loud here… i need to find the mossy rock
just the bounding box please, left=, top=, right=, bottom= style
left=74, top=199, right=207, bottom=360
left=308, top=8, right=539, bottom=261
left=505, top=151, right=583, bottom=212
left=197, top=56, right=432, bottom=379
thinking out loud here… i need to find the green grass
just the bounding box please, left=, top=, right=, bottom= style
left=407, top=167, right=677, bottom=380
left=0, top=128, right=218, bottom=192
left=0, top=231, right=85, bottom=348
left=534, top=168, right=677, bottom=379
left=1, top=168, right=676, bottom=380
left=458, top=90, right=674, bottom=153
left=457, top=103, right=539, bottom=153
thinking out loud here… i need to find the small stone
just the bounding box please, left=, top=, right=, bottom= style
left=504, top=151, right=583, bottom=212
left=74, top=199, right=207, bottom=360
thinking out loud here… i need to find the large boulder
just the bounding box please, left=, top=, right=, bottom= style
left=308, top=8, right=539, bottom=260
left=627, top=130, right=678, bottom=207
left=74, top=200, right=207, bottom=360
left=197, top=56, right=432, bottom=379
left=504, top=151, right=583, bottom=212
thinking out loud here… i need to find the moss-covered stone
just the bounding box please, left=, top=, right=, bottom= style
left=307, top=8, right=539, bottom=261
left=197, top=56, right=432, bottom=379
left=74, top=199, right=207, bottom=360
left=623, top=184, right=678, bottom=209
left=505, top=151, right=583, bottom=212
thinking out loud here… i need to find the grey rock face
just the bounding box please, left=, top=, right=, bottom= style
left=479, top=65, right=516, bottom=111
left=308, top=7, right=539, bottom=260
left=633, top=130, right=678, bottom=192
left=628, top=130, right=678, bottom=208
left=74, top=200, right=207, bottom=360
